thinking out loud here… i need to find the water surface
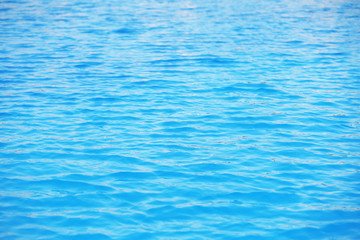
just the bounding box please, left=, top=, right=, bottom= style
left=1, top=0, right=360, bottom=239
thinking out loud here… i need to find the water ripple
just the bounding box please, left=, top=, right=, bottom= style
left=1, top=0, right=360, bottom=239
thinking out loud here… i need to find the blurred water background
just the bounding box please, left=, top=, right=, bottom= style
left=1, top=0, right=360, bottom=239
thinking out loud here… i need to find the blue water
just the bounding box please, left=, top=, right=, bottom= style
left=1, top=0, right=360, bottom=239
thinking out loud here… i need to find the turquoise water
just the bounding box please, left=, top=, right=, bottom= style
left=1, top=0, right=360, bottom=239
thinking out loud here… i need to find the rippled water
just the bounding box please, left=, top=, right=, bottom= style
left=1, top=0, right=360, bottom=239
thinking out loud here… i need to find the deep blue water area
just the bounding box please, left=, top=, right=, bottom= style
left=1, top=0, right=360, bottom=239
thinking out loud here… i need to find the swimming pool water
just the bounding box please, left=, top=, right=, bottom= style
left=1, top=0, right=360, bottom=239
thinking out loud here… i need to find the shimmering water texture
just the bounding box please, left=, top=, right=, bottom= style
left=1, top=0, right=360, bottom=239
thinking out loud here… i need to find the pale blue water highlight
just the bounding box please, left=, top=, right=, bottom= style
left=1, top=0, right=360, bottom=239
